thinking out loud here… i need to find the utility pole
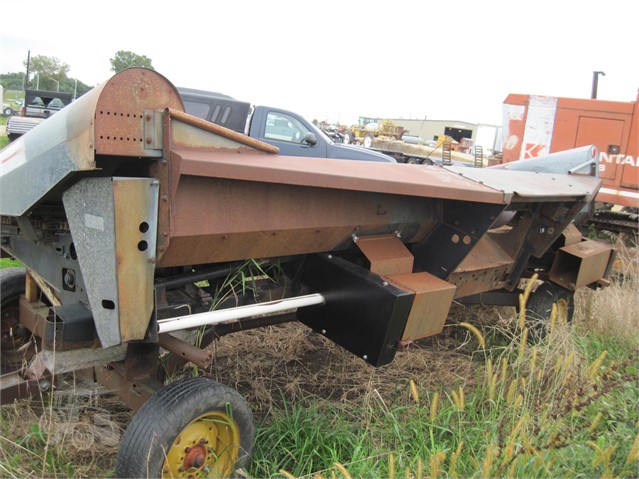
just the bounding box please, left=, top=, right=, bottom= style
left=591, top=71, right=606, bottom=99
left=24, top=50, right=31, bottom=91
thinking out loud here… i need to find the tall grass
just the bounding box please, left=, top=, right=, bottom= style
left=251, top=266, right=639, bottom=478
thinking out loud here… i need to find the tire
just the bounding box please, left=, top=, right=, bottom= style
left=343, top=131, right=353, bottom=145
left=524, top=281, right=574, bottom=341
left=1, top=267, right=37, bottom=374
left=3, top=107, right=13, bottom=116
left=363, top=133, right=375, bottom=148
left=115, top=377, right=255, bottom=478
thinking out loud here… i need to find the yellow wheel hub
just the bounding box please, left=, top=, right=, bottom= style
left=162, top=411, right=240, bottom=478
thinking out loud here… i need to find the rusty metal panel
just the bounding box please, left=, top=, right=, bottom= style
left=174, top=146, right=507, bottom=204
left=356, top=234, right=414, bottom=276
left=549, top=239, right=614, bottom=290
left=561, top=223, right=583, bottom=246
left=94, top=68, right=183, bottom=157
left=448, top=235, right=514, bottom=298
left=159, top=175, right=440, bottom=267
left=112, top=179, right=160, bottom=342
left=0, top=69, right=182, bottom=217
left=387, top=272, right=456, bottom=341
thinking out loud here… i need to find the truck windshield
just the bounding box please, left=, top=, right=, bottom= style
left=264, top=111, right=333, bottom=145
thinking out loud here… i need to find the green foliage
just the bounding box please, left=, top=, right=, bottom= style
left=27, top=55, right=70, bottom=80
left=0, top=72, right=26, bottom=90
left=1, top=53, right=93, bottom=97
left=109, top=50, right=154, bottom=73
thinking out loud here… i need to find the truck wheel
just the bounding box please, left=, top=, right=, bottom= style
left=342, top=131, right=351, bottom=144
left=524, top=282, right=574, bottom=341
left=363, top=133, right=375, bottom=148
left=3, top=107, right=13, bottom=116
left=1, top=268, right=38, bottom=374
left=115, top=377, right=255, bottom=479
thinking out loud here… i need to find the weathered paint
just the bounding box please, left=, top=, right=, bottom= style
left=501, top=92, right=639, bottom=208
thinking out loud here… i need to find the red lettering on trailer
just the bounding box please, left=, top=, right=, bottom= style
left=523, top=143, right=546, bottom=159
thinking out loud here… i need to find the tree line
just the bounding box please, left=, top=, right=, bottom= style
left=0, top=51, right=154, bottom=98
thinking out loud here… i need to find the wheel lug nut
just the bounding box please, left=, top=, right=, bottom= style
left=185, top=447, right=191, bottom=453
left=199, top=438, right=208, bottom=444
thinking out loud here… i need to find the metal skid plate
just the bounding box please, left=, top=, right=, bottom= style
left=63, top=177, right=159, bottom=347
left=292, top=254, right=414, bottom=367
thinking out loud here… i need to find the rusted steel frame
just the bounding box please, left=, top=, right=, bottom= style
left=166, top=107, right=280, bottom=154
left=94, top=343, right=163, bottom=411
left=0, top=370, right=50, bottom=405
left=95, top=366, right=163, bottom=412
left=158, top=333, right=213, bottom=369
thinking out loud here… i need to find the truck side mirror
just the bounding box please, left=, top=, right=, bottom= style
left=303, top=132, right=318, bottom=146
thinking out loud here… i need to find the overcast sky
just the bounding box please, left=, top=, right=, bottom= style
left=1, top=0, right=637, bottom=127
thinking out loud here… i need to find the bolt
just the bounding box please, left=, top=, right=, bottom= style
left=352, top=234, right=359, bottom=243
left=203, top=467, right=210, bottom=473
left=185, top=447, right=191, bottom=453
left=394, top=230, right=401, bottom=238
left=363, top=355, right=368, bottom=361
left=382, top=281, right=389, bottom=286
left=146, top=137, right=152, bottom=145
left=327, top=254, right=333, bottom=259
left=145, top=113, right=151, bottom=121
left=321, top=329, right=327, bottom=334
left=199, top=438, right=208, bottom=444
left=538, top=227, right=546, bottom=234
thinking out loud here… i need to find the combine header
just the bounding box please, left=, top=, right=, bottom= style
left=0, top=68, right=615, bottom=477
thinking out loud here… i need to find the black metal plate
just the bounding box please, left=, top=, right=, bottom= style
left=293, top=254, right=414, bottom=367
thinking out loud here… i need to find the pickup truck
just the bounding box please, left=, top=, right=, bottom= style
left=6, top=89, right=73, bottom=141
left=178, top=87, right=395, bottom=162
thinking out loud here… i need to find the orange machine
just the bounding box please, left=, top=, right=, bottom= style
left=501, top=92, right=639, bottom=212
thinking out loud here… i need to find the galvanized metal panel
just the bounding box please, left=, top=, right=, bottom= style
left=63, top=177, right=159, bottom=347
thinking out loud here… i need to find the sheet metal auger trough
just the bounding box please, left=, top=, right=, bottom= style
left=0, top=68, right=615, bottom=477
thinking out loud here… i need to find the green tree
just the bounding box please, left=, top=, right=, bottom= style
left=25, top=55, right=70, bottom=91
left=0, top=72, right=26, bottom=90
left=110, top=51, right=154, bottom=73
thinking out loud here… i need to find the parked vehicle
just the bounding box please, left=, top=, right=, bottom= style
left=178, top=87, right=395, bottom=162
left=6, top=89, right=73, bottom=140
left=341, top=117, right=407, bottom=148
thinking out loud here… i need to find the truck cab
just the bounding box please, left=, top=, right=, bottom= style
left=178, top=87, right=395, bottom=163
